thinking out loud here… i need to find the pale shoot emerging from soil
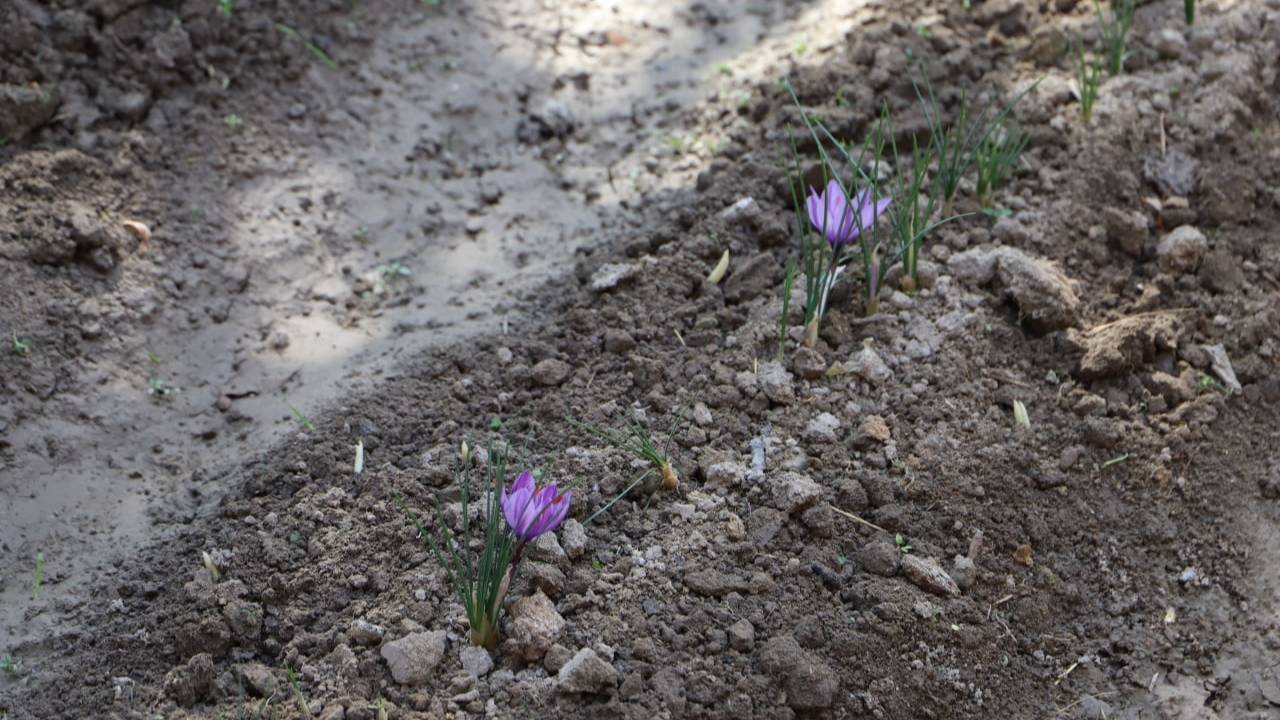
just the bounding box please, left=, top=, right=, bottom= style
left=1096, top=0, right=1136, bottom=76
left=974, top=122, right=1029, bottom=208
left=1076, top=45, right=1102, bottom=124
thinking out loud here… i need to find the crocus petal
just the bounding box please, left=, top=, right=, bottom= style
left=512, top=470, right=535, bottom=494
left=502, top=483, right=535, bottom=535
left=532, top=492, right=571, bottom=536
left=858, top=196, right=892, bottom=231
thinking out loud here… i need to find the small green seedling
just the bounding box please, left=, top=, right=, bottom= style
left=32, top=553, right=43, bottom=600
left=1095, top=0, right=1136, bottom=76
left=375, top=261, right=412, bottom=285
left=894, top=533, right=913, bottom=554
left=489, top=416, right=503, bottom=431
left=0, top=657, right=20, bottom=674
left=289, top=405, right=316, bottom=431
left=217, top=0, right=235, bottom=18
left=1076, top=45, right=1101, bottom=123
left=715, top=62, right=733, bottom=76
left=1184, top=0, right=1195, bottom=24
left=147, top=377, right=178, bottom=399
left=11, top=332, right=31, bottom=355
left=285, top=665, right=309, bottom=718
left=223, top=114, right=244, bottom=129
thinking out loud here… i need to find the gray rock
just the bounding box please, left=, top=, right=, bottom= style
left=1143, top=149, right=1199, bottom=197
left=1157, top=225, right=1207, bottom=274
left=849, top=345, right=893, bottom=385
left=504, top=591, right=564, bottom=661
left=758, top=634, right=839, bottom=710
left=590, top=263, right=639, bottom=292
left=530, top=531, right=566, bottom=563
left=951, top=555, right=978, bottom=591
left=705, top=461, right=746, bottom=488
left=727, top=619, right=755, bottom=652
left=222, top=600, right=263, bottom=642
left=531, top=358, right=572, bottom=386
left=350, top=619, right=386, bottom=646
left=559, top=519, right=587, bottom=560
left=163, top=653, right=214, bottom=707
left=901, top=555, right=961, bottom=597
left=380, top=631, right=448, bottom=686
left=859, top=539, right=902, bottom=576
left=994, top=247, right=1080, bottom=332
left=543, top=643, right=573, bottom=673
left=603, top=329, right=636, bottom=353
left=771, top=471, right=822, bottom=514
left=1103, top=206, right=1149, bottom=257
left=801, top=503, right=834, bottom=538
left=804, top=412, right=840, bottom=443
left=719, top=196, right=759, bottom=224
left=946, top=247, right=1000, bottom=285
left=526, top=561, right=566, bottom=598
left=557, top=648, right=619, bottom=694
left=723, top=252, right=780, bottom=304
left=460, top=646, right=494, bottom=678
left=792, top=346, right=827, bottom=380
left=1203, top=343, right=1241, bottom=393
left=239, top=663, right=277, bottom=697
left=757, top=361, right=795, bottom=404
left=0, top=83, right=60, bottom=140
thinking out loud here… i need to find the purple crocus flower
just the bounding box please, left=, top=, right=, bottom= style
left=501, top=470, right=571, bottom=542
left=806, top=179, right=892, bottom=248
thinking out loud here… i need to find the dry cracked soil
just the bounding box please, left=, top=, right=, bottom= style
left=2, top=0, right=1280, bottom=718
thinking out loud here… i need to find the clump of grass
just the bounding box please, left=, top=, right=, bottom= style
left=915, top=73, right=1039, bottom=215
left=288, top=404, right=315, bottom=431
left=974, top=122, right=1030, bottom=208
left=1076, top=44, right=1102, bottom=123
left=1095, top=0, right=1136, bottom=76
left=568, top=413, right=678, bottom=491
left=875, top=105, right=966, bottom=293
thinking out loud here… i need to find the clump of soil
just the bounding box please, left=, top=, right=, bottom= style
left=4, top=0, right=1280, bottom=719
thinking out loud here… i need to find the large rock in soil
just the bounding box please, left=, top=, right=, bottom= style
left=947, top=246, right=1080, bottom=333
left=1069, top=311, right=1187, bottom=380
left=758, top=634, right=839, bottom=711
left=380, top=630, right=447, bottom=686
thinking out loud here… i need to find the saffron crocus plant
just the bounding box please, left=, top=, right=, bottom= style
left=402, top=441, right=570, bottom=649
left=804, top=178, right=892, bottom=320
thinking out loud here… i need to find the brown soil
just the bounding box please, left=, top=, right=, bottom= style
left=3, top=1, right=1280, bottom=719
